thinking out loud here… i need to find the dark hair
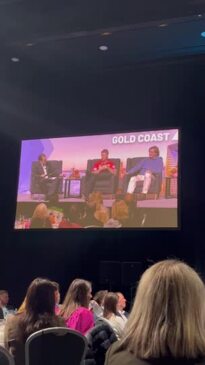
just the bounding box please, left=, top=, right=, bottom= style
left=149, top=146, right=160, bottom=156
left=101, top=149, right=109, bottom=155
left=38, top=153, right=46, bottom=161
left=93, top=290, right=108, bottom=306
left=21, top=278, right=61, bottom=340
left=59, top=279, right=91, bottom=319
left=103, top=292, right=118, bottom=318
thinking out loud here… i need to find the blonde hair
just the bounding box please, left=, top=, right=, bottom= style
left=95, top=206, right=110, bottom=224
left=112, top=200, right=129, bottom=221
left=59, top=279, right=91, bottom=320
left=32, top=203, right=48, bottom=220
left=17, top=297, right=27, bottom=314
left=88, top=191, right=103, bottom=209
left=121, top=260, right=205, bottom=359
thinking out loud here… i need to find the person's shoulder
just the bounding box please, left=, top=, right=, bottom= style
left=55, top=315, right=66, bottom=327
left=73, top=307, right=93, bottom=319
left=6, top=313, right=22, bottom=326
left=105, top=341, right=150, bottom=365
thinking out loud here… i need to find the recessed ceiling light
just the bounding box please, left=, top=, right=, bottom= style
left=201, top=31, right=205, bottom=37
left=11, top=57, right=20, bottom=62
left=99, top=45, right=108, bottom=51
left=198, top=14, right=202, bottom=17
left=26, top=43, right=34, bottom=47
left=101, top=32, right=112, bottom=36
left=159, top=23, right=168, bottom=28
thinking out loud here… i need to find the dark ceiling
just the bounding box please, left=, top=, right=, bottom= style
left=0, top=0, right=205, bottom=140
left=1, top=0, right=205, bottom=43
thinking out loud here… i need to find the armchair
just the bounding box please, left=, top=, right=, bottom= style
left=83, top=158, right=121, bottom=196
left=125, top=157, right=163, bottom=198
left=30, top=160, right=63, bottom=198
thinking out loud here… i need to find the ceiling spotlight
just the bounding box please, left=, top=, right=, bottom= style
left=101, top=32, right=112, bottom=36
left=26, top=43, right=34, bottom=47
left=159, top=23, right=168, bottom=28
left=99, top=45, right=108, bottom=51
left=198, top=14, right=202, bottom=17
left=201, top=31, right=205, bottom=37
left=11, top=57, right=20, bottom=62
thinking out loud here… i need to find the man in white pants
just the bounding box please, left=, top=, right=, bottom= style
left=126, top=146, right=163, bottom=195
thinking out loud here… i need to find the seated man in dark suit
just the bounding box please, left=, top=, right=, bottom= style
left=33, top=153, right=61, bottom=202
left=85, top=149, right=116, bottom=198
left=126, top=146, right=163, bottom=196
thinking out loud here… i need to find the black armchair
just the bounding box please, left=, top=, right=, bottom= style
left=125, top=157, right=163, bottom=198
left=83, top=158, right=121, bottom=196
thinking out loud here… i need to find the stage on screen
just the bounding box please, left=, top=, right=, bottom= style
left=15, top=129, right=178, bottom=229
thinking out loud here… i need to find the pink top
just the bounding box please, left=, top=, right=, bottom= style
left=65, top=307, right=94, bottom=335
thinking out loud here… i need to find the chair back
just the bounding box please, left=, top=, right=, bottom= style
left=25, top=327, right=87, bottom=365
left=126, top=157, right=146, bottom=172
left=0, top=346, right=15, bottom=365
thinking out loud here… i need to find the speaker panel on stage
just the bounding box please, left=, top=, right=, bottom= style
left=122, top=261, right=143, bottom=287
left=99, top=261, right=121, bottom=289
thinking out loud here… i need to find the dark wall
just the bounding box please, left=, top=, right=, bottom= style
left=0, top=55, right=204, bottom=306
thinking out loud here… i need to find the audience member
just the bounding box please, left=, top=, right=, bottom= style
left=81, top=202, right=103, bottom=227
left=103, top=292, right=125, bottom=340
left=52, top=281, right=61, bottom=310
left=116, top=292, right=128, bottom=322
left=90, top=290, right=108, bottom=319
left=0, top=290, right=10, bottom=318
left=0, top=299, right=3, bottom=319
left=59, top=278, right=94, bottom=335
left=30, top=203, right=52, bottom=228
left=105, top=260, right=205, bottom=365
left=4, top=278, right=65, bottom=365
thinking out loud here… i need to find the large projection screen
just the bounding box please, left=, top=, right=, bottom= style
left=15, top=128, right=179, bottom=229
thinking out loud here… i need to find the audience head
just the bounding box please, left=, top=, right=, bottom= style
left=94, top=206, right=110, bottom=224
left=25, top=278, right=56, bottom=316
left=149, top=146, right=160, bottom=158
left=60, top=279, right=92, bottom=319
left=32, top=203, right=49, bottom=220
left=93, top=290, right=108, bottom=307
left=116, top=292, right=127, bottom=311
left=52, top=281, right=61, bottom=305
left=103, top=292, right=119, bottom=319
left=69, top=204, right=81, bottom=223
left=112, top=200, right=129, bottom=221
left=0, top=290, right=9, bottom=306
left=122, top=259, right=205, bottom=359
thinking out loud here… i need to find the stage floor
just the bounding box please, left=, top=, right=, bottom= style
left=17, top=193, right=177, bottom=208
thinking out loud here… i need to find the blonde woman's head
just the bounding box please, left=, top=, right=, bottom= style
left=32, top=203, right=48, bottom=220
left=122, top=260, right=205, bottom=359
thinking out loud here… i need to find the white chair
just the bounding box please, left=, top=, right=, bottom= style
left=0, top=345, right=15, bottom=365
left=25, top=327, right=87, bottom=365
